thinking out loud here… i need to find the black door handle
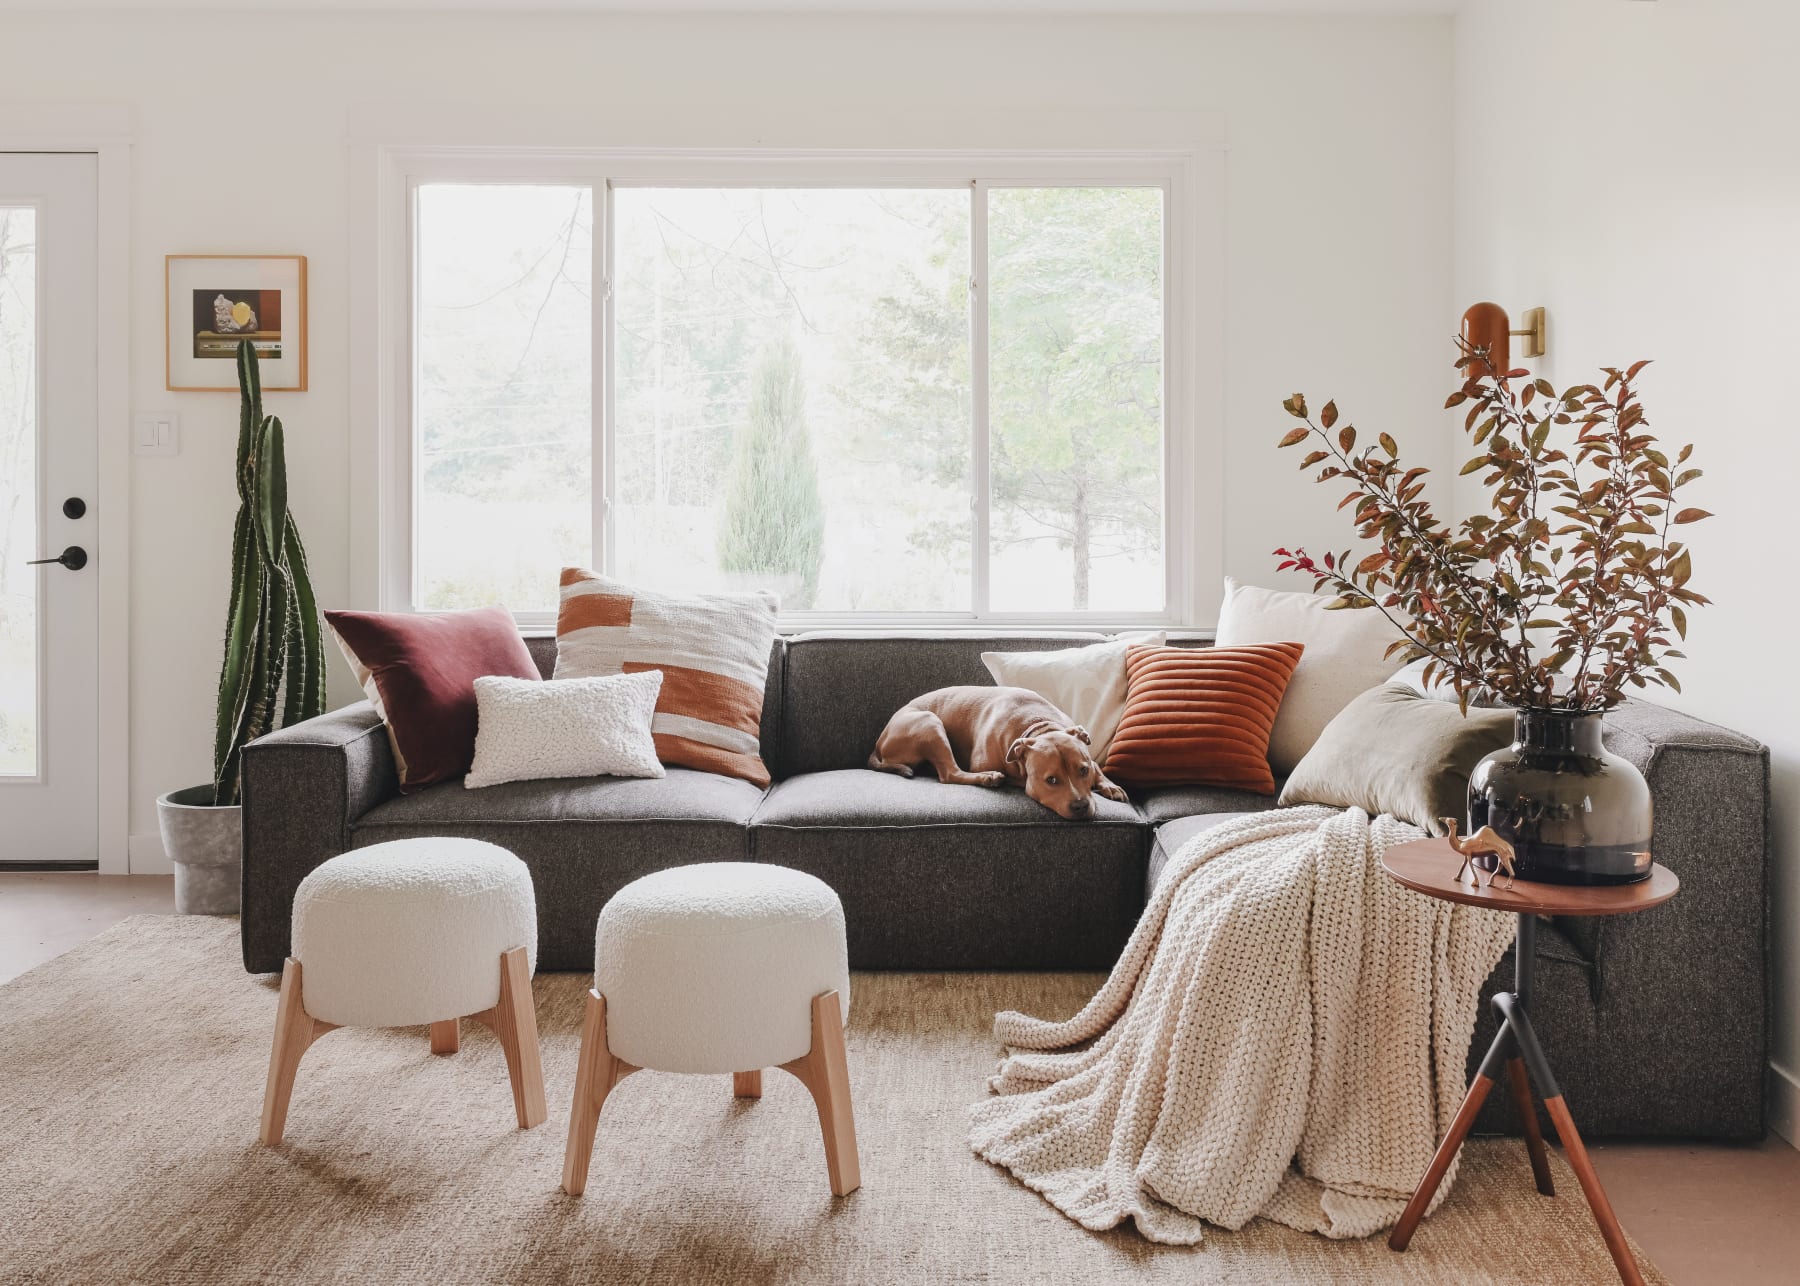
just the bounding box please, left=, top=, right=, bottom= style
left=28, top=545, right=87, bottom=571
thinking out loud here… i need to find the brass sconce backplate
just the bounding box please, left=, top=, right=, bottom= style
left=1517, top=307, right=1547, bottom=359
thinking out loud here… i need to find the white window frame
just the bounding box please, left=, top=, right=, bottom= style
left=365, top=147, right=1213, bottom=632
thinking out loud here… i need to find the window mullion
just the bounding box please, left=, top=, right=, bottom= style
left=596, top=177, right=614, bottom=577
left=970, top=179, right=991, bottom=619
left=402, top=177, right=421, bottom=612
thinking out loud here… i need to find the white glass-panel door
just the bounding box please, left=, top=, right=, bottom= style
left=0, top=154, right=98, bottom=864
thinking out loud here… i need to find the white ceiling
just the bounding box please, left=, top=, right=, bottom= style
left=0, top=0, right=1464, bottom=12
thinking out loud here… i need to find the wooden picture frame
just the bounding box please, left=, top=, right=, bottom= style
left=165, top=254, right=307, bottom=391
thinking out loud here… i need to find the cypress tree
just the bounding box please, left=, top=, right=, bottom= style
left=717, top=335, right=825, bottom=608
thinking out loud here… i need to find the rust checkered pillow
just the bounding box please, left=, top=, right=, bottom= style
left=1104, top=642, right=1305, bottom=794
left=553, top=568, right=779, bottom=786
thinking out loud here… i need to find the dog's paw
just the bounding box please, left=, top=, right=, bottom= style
left=1095, top=781, right=1129, bottom=803
left=972, top=771, right=1007, bottom=788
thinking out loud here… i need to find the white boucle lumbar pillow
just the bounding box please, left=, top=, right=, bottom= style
left=467, top=671, right=665, bottom=789
left=981, top=632, right=1165, bottom=764
left=1214, top=576, right=1405, bottom=775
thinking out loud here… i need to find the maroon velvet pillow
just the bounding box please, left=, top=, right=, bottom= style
left=324, top=606, right=538, bottom=792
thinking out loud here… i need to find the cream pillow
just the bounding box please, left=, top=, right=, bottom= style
left=1214, top=577, right=1405, bottom=774
left=466, top=671, right=664, bottom=789
left=981, top=632, right=1165, bottom=763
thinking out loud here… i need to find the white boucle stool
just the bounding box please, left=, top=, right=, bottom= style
left=561, top=862, right=860, bottom=1198
left=258, top=838, right=546, bottom=1146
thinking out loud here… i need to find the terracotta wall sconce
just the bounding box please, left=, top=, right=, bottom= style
left=1461, top=303, right=1547, bottom=378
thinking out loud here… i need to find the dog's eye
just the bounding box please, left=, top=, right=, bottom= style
left=1046, top=775, right=1059, bottom=787
left=1079, top=764, right=1090, bottom=776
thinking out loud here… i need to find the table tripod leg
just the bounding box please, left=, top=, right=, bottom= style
left=1507, top=1056, right=1555, bottom=1196
left=1388, top=1068, right=1497, bottom=1251
left=1543, top=1095, right=1646, bottom=1286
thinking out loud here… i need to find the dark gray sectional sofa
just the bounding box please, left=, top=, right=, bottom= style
left=240, top=632, right=1770, bottom=1138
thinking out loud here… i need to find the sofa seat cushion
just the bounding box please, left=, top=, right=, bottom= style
left=356, top=768, right=763, bottom=829
left=1147, top=813, right=1259, bottom=898
left=755, top=766, right=1140, bottom=829
left=1134, top=783, right=1283, bottom=825
left=351, top=769, right=764, bottom=972
left=750, top=769, right=1146, bottom=970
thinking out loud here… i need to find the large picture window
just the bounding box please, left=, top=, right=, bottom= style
left=397, top=158, right=1186, bottom=625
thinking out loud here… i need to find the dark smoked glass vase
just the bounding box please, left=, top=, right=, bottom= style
left=1466, top=707, right=1653, bottom=886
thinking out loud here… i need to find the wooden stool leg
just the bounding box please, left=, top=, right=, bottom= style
left=489, top=946, right=546, bottom=1129
left=1508, top=1056, right=1555, bottom=1196
left=734, top=1070, right=763, bottom=1098
left=779, top=990, right=861, bottom=1197
left=561, top=991, right=637, bottom=1196
left=1544, top=1095, right=1646, bottom=1286
left=1388, top=1072, right=1495, bottom=1251
left=258, top=959, right=338, bottom=1146
left=429, top=1018, right=460, bottom=1055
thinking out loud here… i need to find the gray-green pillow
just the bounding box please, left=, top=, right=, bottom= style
left=1279, top=683, right=1515, bottom=835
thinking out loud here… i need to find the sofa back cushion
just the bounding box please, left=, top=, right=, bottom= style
left=525, top=630, right=1211, bottom=780
left=780, top=634, right=1114, bottom=776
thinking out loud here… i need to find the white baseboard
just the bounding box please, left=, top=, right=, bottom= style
left=127, top=832, right=172, bottom=875
left=1771, top=1061, right=1800, bottom=1148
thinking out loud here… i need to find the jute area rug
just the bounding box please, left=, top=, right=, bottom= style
left=0, top=916, right=1663, bottom=1285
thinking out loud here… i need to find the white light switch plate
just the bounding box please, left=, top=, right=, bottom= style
left=134, top=412, right=179, bottom=456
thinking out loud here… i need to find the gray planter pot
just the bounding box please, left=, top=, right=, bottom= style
left=156, top=784, right=243, bottom=915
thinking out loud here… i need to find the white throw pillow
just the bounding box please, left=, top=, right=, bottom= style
left=1214, top=577, right=1405, bottom=774
left=466, top=671, right=665, bottom=789
left=981, top=632, right=1166, bottom=764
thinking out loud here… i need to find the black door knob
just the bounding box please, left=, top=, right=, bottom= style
left=62, top=497, right=86, bottom=519
left=27, top=545, right=87, bottom=571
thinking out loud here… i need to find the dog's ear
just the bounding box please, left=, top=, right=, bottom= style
left=1067, top=726, right=1091, bottom=745
left=1006, top=737, right=1031, bottom=765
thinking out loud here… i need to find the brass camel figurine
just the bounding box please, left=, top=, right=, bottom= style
left=1441, top=818, right=1519, bottom=891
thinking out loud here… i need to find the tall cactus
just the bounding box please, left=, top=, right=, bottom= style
left=211, top=340, right=326, bottom=806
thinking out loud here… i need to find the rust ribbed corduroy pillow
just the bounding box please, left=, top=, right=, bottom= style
left=1104, top=642, right=1306, bottom=794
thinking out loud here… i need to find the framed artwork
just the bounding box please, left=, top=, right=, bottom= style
left=165, top=254, right=307, bottom=391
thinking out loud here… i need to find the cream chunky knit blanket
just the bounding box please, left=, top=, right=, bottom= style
left=969, top=806, right=1513, bottom=1245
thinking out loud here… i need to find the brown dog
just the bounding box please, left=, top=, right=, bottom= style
left=868, top=686, right=1129, bottom=820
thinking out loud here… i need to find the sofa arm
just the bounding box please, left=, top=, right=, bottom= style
left=239, top=701, right=397, bottom=973
left=1588, top=698, right=1769, bottom=1135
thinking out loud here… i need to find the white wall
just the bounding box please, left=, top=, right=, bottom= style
left=0, top=12, right=1453, bottom=858
left=1455, top=0, right=1800, bottom=1142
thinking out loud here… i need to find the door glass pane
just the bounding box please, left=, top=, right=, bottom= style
left=415, top=184, right=593, bottom=612
left=612, top=187, right=971, bottom=612
left=987, top=187, right=1165, bottom=613
left=0, top=207, right=36, bottom=775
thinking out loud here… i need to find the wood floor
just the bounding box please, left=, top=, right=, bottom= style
left=2, top=870, right=1796, bottom=1285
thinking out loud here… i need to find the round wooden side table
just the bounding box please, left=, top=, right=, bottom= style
left=1379, top=838, right=1679, bottom=1286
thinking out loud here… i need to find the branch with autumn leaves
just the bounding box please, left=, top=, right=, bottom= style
left=1273, top=348, right=1710, bottom=712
